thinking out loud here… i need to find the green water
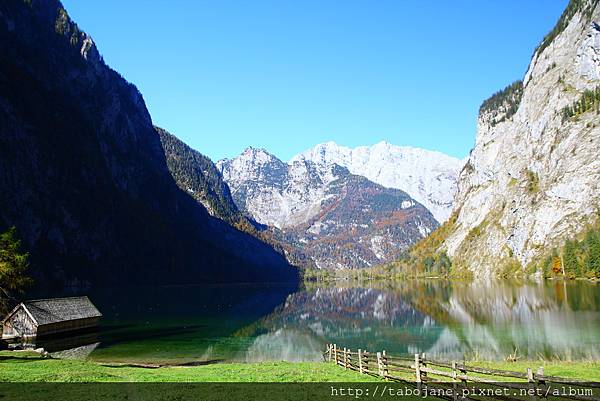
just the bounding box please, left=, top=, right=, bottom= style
left=43, top=280, right=600, bottom=364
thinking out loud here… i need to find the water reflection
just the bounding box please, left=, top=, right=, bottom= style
left=14, top=280, right=599, bottom=363
left=240, top=280, right=600, bottom=361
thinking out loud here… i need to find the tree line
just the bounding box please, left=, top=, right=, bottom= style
left=536, top=224, right=600, bottom=279
left=479, top=81, right=523, bottom=126
left=562, top=85, right=600, bottom=120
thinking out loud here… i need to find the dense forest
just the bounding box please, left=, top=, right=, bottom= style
left=304, top=213, right=600, bottom=282
left=533, top=223, right=600, bottom=279
left=562, top=85, right=600, bottom=120
left=536, top=0, right=599, bottom=56
left=479, top=80, right=523, bottom=126
left=156, top=127, right=245, bottom=225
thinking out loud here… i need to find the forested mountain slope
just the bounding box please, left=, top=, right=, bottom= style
left=218, top=148, right=438, bottom=268
left=0, top=0, right=297, bottom=292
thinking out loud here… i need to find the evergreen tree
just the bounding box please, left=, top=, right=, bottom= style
left=563, top=239, right=580, bottom=277
left=0, top=227, right=32, bottom=313
left=434, top=252, right=452, bottom=275
left=541, top=255, right=553, bottom=277
left=585, top=230, right=600, bottom=277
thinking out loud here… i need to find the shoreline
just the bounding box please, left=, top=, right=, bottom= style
left=1, top=351, right=598, bottom=383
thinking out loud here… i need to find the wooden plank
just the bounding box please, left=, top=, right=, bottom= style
left=426, top=359, right=455, bottom=369
left=358, top=349, right=363, bottom=374
left=385, top=355, right=415, bottom=362
left=420, top=366, right=454, bottom=379
left=324, top=345, right=596, bottom=395
left=343, top=347, right=348, bottom=370
left=386, top=360, right=413, bottom=368
left=455, top=363, right=528, bottom=379
left=535, top=374, right=600, bottom=387
left=415, top=354, right=422, bottom=383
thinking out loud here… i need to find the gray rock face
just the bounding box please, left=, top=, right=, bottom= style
left=218, top=148, right=331, bottom=229
left=218, top=148, right=438, bottom=268
left=293, top=141, right=465, bottom=223
left=443, top=1, right=600, bottom=276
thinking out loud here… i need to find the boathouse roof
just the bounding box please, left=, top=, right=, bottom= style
left=3, top=296, right=102, bottom=326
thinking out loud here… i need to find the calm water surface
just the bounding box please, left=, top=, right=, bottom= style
left=41, top=280, right=600, bottom=363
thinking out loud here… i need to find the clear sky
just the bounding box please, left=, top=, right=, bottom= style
left=62, top=0, right=568, bottom=162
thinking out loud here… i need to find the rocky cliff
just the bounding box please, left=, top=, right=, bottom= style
left=294, top=141, right=465, bottom=223
left=0, top=0, right=297, bottom=291
left=218, top=148, right=438, bottom=268
left=441, top=0, right=600, bottom=276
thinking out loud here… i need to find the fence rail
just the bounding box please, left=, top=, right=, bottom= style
left=324, top=344, right=600, bottom=401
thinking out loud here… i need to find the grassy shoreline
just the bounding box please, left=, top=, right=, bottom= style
left=1, top=352, right=598, bottom=382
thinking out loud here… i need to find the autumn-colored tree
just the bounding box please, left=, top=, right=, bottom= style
left=0, top=227, right=32, bottom=314
left=551, top=255, right=563, bottom=275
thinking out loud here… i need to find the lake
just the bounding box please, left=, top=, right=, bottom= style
left=40, top=280, right=600, bottom=364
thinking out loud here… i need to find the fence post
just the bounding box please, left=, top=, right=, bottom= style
left=414, top=353, right=422, bottom=383
left=328, top=344, right=332, bottom=362
left=536, top=367, right=547, bottom=401
left=459, top=360, right=467, bottom=387
left=358, top=349, right=363, bottom=374
left=377, top=352, right=383, bottom=378
left=344, top=348, right=348, bottom=370
left=333, top=344, right=338, bottom=365
left=421, top=353, right=428, bottom=382
left=451, top=361, right=458, bottom=401
left=527, top=368, right=536, bottom=401
left=382, top=350, right=389, bottom=378
left=364, top=351, right=369, bottom=374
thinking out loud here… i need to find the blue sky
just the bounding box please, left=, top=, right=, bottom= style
left=62, top=0, right=567, bottom=161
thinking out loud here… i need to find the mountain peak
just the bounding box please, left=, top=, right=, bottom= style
left=291, top=141, right=464, bottom=222
left=238, top=146, right=279, bottom=164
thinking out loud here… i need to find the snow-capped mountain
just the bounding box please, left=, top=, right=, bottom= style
left=217, top=148, right=438, bottom=268
left=291, top=141, right=465, bottom=223
left=217, top=147, right=338, bottom=229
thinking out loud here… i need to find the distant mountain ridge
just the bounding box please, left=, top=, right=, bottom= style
left=217, top=148, right=438, bottom=268
left=292, top=141, right=465, bottom=223
left=157, top=128, right=314, bottom=268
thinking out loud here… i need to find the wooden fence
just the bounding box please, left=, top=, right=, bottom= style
left=324, top=344, right=600, bottom=401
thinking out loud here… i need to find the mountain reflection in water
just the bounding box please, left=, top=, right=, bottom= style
left=240, top=280, right=600, bottom=362
left=25, top=281, right=599, bottom=363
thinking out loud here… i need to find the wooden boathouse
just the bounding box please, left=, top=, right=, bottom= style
left=1, top=296, right=102, bottom=340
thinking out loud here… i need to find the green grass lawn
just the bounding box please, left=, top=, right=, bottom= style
left=0, top=351, right=598, bottom=382
left=0, top=351, right=377, bottom=382
left=470, top=360, right=600, bottom=381
left=379, top=359, right=600, bottom=382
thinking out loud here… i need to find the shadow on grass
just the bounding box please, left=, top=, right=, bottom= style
left=0, top=355, right=46, bottom=363
left=97, top=358, right=226, bottom=369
